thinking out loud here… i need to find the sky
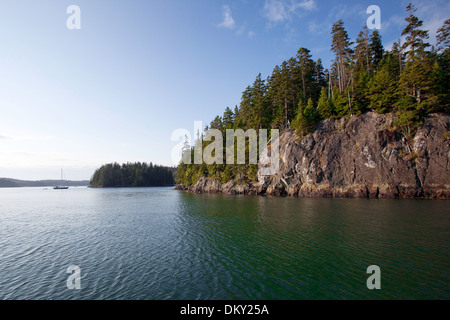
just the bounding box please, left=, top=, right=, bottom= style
left=0, top=0, right=448, bottom=180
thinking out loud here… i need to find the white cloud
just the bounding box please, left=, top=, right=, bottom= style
left=415, top=1, right=450, bottom=44
left=307, top=20, right=330, bottom=35
left=264, top=0, right=289, bottom=23
left=291, top=0, right=316, bottom=11
left=218, top=5, right=235, bottom=29
left=236, top=24, right=246, bottom=36
left=263, top=0, right=316, bottom=23
left=235, top=24, right=255, bottom=39
left=381, top=14, right=404, bottom=34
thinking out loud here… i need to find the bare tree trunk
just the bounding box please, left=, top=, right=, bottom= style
left=328, top=71, right=332, bottom=98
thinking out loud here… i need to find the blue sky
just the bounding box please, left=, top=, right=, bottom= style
left=0, top=0, right=448, bottom=180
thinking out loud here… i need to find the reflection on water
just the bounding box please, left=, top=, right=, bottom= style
left=0, top=187, right=448, bottom=299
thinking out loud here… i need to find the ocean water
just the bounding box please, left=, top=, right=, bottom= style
left=0, top=186, right=448, bottom=300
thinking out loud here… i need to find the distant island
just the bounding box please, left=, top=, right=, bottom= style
left=0, top=178, right=90, bottom=188
left=90, top=162, right=175, bottom=188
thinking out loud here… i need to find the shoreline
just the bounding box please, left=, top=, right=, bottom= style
left=175, top=180, right=450, bottom=200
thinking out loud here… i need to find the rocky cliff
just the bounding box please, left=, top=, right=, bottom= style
left=179, top=112, right=450, bottom=199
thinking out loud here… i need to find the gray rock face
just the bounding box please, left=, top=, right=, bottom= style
left=180, top=112, right=450, bottom=199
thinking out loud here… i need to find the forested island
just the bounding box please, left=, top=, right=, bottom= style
left=90, top=162, right=175, bottom=188
left=176, top=4, right=450, bottom=198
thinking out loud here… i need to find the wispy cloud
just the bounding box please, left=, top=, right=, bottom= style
left=415, top=0, right=450, bottom=44
left=264, top=0, right=289, bottom=23
left=0, top=134, right=12, bottom=139
left=291, top=0, right=316, bottom=11
left=381, top=1, right=449, bottom=46
left=218, top=5, right=235, bottom=29
left=381, top=14, right=405, bottom=34
left=219, top=8, right=255, bottom=39
left=235, top=23, right=256, bottom=39
left=308, top=20, right=331, bottom=35
left=263, top=0, right=316, bottom=23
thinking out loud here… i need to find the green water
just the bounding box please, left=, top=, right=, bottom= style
left=0, top=187, right=448, bottom=299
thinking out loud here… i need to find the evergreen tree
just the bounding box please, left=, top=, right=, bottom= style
left=292, top=98, right=319, bottom=136
left=389, top=41, right=404, bottom=79
left=354, top=27, right=370, bottom=75
left=400, top=58, right=434, bottom=105
left=367, top=65, right=399, bottom=113
left=314, top=59, right=327, bottom=94
left=370, top=30, right=384, bottom=71
left=296, top=47, right=316, bottom=102
left=436, top=19, right=450, bottom=52
left=209, top=115, right=223, bottom=131
left=331, top=19, right=354, bottom=93
left=352, top=66, right=370, bottom=113
left=331, top=86, right=349, bottom=118
left=399, top=3, right=433, bottom=105
left=268, top=61, right=296, bottom=127
left=317, top=87, right=334, bottom=119
left=402, top=3, right=430, bottom=61
left=435, top=20, right=450, bottom=112
left=222, top=107, right=235, bottom=129
left=240, top=73, right=269, bottom=129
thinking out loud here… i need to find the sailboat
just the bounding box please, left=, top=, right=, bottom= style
left=54, top=169, right=69, bottom=190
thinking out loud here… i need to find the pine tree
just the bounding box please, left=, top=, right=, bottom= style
left=370, top=30, right=384, bottom=71
left=296, top=47, right=315, bottom=102
left=435, top=20, right=450, bottom=112
left=317, top=87, right=334, bottom=119
left=287, top=57, right=301, bottom=112
left=222, top=107, right=235, bottom=129
left=389, top=41, right=404, bottom=79
left=331, top=86, right=349, bottom=118
left=367, top=65, right=399, bottom=113
left=268, top=61, right=295, bottom=127
left=400, top=59, right=434, bottom=105
left=251, top=73, right=269, bottom=129
left=314, top=59, right=327, bottom=95
left=399, top=3, right=433, bottom=105
left=353, top=66, right=370, bottom=114
left=331, top=20, right=354, bottom=93
left=402, top=3, right=430, bottom=61
left=292, top=98, right=319, bottom=136
left=239, top=85, right=253, bottom=128
left=209, top=115, right=223, bottom=130
left=436, top=19, right=450, bottom=53
left=354, top=27, right=370, bottom=75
